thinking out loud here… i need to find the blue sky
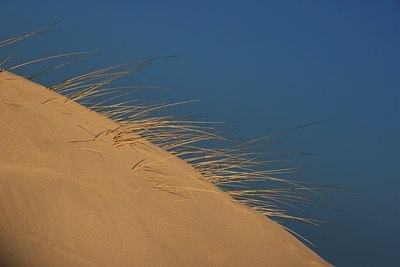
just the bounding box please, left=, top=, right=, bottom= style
left=1, top=1, right=399, bottom=265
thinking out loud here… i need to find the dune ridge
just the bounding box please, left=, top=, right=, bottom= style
left=0, top=69, right=330, bottom=266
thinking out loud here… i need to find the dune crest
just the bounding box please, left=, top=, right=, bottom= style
left=0, top=70, right=330, bottom=266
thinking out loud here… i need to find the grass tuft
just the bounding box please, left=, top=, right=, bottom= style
left=0, top=27, right=343, bottom=246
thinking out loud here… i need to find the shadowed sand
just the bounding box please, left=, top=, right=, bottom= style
left=0, top=70, right=330, bottom=266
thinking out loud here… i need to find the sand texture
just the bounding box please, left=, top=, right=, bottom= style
left=0, top=70, right=330, bottom=266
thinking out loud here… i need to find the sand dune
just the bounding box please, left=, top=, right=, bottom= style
left=0, top=69, right=330, bottom=266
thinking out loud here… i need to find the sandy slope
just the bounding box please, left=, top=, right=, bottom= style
left=0, top=70, right=330, bottom=266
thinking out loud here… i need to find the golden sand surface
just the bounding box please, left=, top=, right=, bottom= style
left=0, top=70, right=330, bottom=266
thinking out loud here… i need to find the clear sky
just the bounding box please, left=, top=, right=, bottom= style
left=1, top=1, right=399, bottom=266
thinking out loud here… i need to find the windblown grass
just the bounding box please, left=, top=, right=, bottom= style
left=0, top=28, right=342, bottom=244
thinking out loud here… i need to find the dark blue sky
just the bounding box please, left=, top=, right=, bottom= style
left=1, top=1, right=399, bottom=266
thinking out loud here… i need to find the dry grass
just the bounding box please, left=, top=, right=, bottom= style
left=0, top=28, right=341, bottom=239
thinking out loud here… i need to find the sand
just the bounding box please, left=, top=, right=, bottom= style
left=0, top=69, right=330, bottom=266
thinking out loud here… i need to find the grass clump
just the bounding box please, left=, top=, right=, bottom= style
left=0, top=27, right=343, bottom=245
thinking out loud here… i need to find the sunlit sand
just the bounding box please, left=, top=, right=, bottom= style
left=0, top=69, right=331, bottom=266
